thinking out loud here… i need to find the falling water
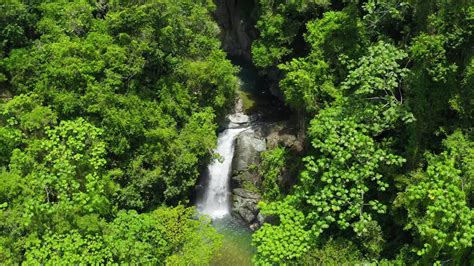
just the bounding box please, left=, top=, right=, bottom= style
left=199, top=97, right=251, bottom=219
left=199, top=126, right=249, bottom=219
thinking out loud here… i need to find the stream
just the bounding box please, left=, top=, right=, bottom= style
left=211, top=217, right=255, bottom=266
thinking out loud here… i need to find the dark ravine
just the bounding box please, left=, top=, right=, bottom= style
left=212, top=0, right=289, bottom=104
left=210, top=0, right=300, bottom=230
left=213, top=0, right=257, bottom=63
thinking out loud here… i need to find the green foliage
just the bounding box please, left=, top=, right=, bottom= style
left=24, top=231, right=112, bottom=264
left=442, top=131, right=474, bottom=202
left=279, top=55, right=336, bottom=113
left=253, top=22, right=418, bottom=264
left=251, top=0, right=329, bottom=68
left=252, top=13, right=295, bottom=68
left=0, top=0, right=37, bottom=55
left=298, top=238, right=363, bottom=265
left=342, top=41, right=407, bottom=96
left=455, top=57, right=474, bottom=122
left=277, top=9, right=367, bottom=114
left=242, top=179, right=260, bottom=194
left=403, top=0, right=473, bottom=164
left=3, top=119, right=112, bottom=235
left=157, top=206, right=222, bottom=265
left=410, top=33, right=456, bottom=82
left=1, top=0, right=237, bottom=211
left=104, top=206, right=222, bottom=264
left=305, top=10, right=363, bottom=70
left=341, top=41, right=413, bottom=132
left=164, top=109, right=218, bottom=202
left=253, top=104, right=406, bottom=263
left=0, top=0, right=473, bottom=264
left=362, top=0, right=411, bottom=38
left=36, top=0, right=95, bottom=37
left=252, top=200, right=311, bottom=264
left=0, top=127, right=20, bottom=165
left=21, top=206, right=221, bottom=264
left=260, top=146, right=286, bottom=201
left=395, top=152, right=473, bottom=263
left=0, top=0, right=230, bottom=263
left=302, top=107, right=404, bottom=235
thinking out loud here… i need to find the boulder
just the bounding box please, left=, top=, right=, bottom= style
left=232, top=131, right=266, bottom=173
left=232, top=188, right=261, bottom=225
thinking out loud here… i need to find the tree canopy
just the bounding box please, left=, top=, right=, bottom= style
left=0, top=0, right=234, bottom=263
left=0, top=0, right=472, bottom=264
left=251, top=0, right=473, bottom=264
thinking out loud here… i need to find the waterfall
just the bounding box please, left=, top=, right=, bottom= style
left=199, top=98, right=251, bottom=219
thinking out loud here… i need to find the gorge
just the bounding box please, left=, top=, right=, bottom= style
left=1, top=0, right=471, bottom=264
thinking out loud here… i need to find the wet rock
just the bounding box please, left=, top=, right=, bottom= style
left=253, top=121, right=303, bottom=151
left=231, top=171, right=249, bottom=187
left=249, top=222, right=259, bottom=231
left=257, top=213, right=265, bottom=224
left=228, top=113, right=249, bottom=124
left=232, top=188, right=261, bottom=225
left=232, top=131, right=266, bottom=173
left=234, top=188, right=260, bottom=199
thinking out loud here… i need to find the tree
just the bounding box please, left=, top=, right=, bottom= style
left=252, top=200, right=311, bottom=264
left=0, top=0, right=37, bottom=55
left=395, top=151, right=473, bottom=263
left=259, top=146, right=287, bottom=201
left=251, top=0, right=329, bottom=68
left=21, top=206, right=221, bottom=264
left=253, top=41, right=411, bottom=264
left=9, top=118, right=112, bottom=230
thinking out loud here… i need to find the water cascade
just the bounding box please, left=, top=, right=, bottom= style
left=199, top=99, right=251, bottom=219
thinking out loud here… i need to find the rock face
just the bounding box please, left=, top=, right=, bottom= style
left=231, top=130, right=265, bottom=229
left=230, top=130, right=265, bottom=229
left=252, top=121, right=303, bottom=152
left=213, top=1, right=289, bottom=101
left=213, top=0, right=257, bottom=62
left=232, top=188, right=261, bottom=224
left=233, top=131, right=266, bottom=172
left=230, top=120, right=301, bottom=230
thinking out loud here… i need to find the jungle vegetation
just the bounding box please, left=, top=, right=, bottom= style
left=0, top=0, right=472, bottom=265
left=252, top=0, right=473, bottom=264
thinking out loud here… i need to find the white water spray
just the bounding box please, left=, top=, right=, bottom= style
left=199, top=98, right=251, bottom=219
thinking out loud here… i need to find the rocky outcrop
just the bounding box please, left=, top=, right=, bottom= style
left=232, top=188, right=261, bottom=224
left=252, top=121, right=303, bottom=152
left=233, top=131, right=266, bottom=172
left=221, top=98, right=259, bottom=129
left=230, top=120, right=301, bottom=230
left=213, top=0, right=289, bottom=101
left=231, top=129, right=265, bottom=229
